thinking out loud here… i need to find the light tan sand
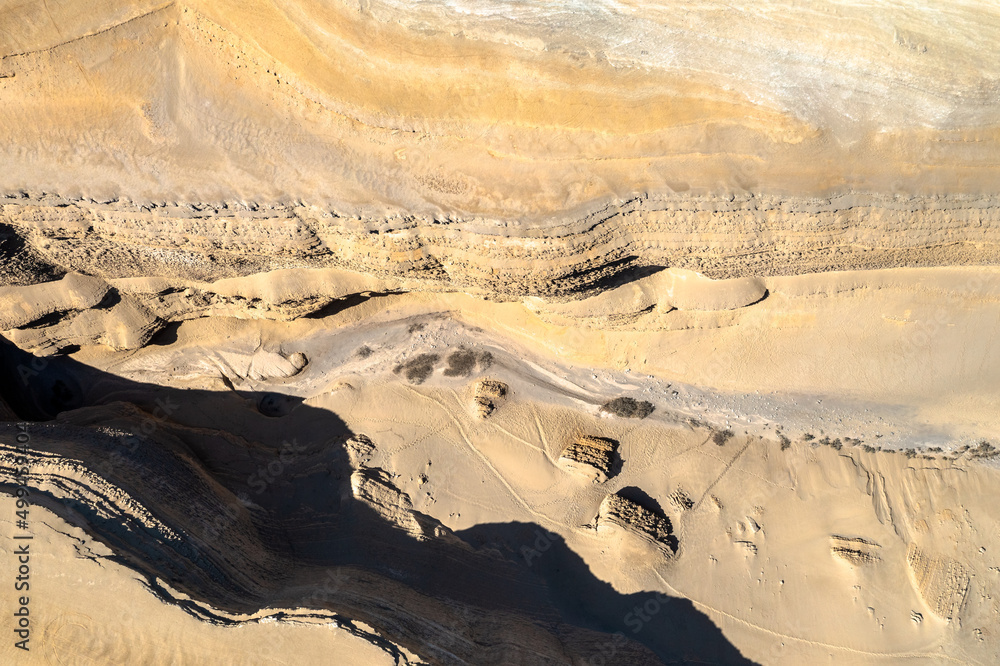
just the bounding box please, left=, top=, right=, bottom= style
left=3, top=1, right=1000, bottom=663
left=3, top=1, right=1000, bottom=215
left=310, top=375, right=1000, bottom=664
left=3, top=282, right=994, bottom=663
left=0, top=509, right=395, bottom=665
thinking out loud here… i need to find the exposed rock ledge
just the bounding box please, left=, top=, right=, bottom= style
left=4, top=192, right=1000, bottom=299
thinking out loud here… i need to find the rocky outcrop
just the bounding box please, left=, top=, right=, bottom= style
left=559, top=436, right=619, bottom=483
left=597, top=493, right=677, bottom=556
left=343, top=434, right=376, bottom=469
left=830, top=536, right=881, bottom=567
left=350, top=467, right=452, bottom=542
left=907, top=544, right=970, bottom=621
left=472, top=379, right=508, bottom=419
left=5, top=194, right=1000, bottom=300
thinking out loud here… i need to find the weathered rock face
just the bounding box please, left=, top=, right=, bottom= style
left=4, top=194, right=1000, bottom=300
left=350, top=466, right=454, bottom=543
left=472, top=379, right=508, bottom=419
left=830, top=536, right=882, bottom=567
left=597, top=493, right=677, bottom=556
left=907, top=544, right=971, bottom=621
left=559, top=436, right=619, bottom=483
left=344, top=434, right=376, bottom=469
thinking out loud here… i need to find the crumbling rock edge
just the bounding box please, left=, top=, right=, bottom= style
left=4, top=191, right=1000, bottom=299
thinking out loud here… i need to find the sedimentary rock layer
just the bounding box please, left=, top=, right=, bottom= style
left=4, top=193, right=1000, bottom=298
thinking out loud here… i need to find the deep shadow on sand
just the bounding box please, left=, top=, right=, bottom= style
left=0, top=336, right=756, bottom=665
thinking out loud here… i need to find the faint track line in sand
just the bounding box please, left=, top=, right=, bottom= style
left=400, top=386, right=576, bottom=532
left=383, top=423, right=450, bottom=457
left=484, top=421, right=551, bottom=459
left=439, top=389, right=552, bottom=460
left=695, top=449, right=794, bottom=491
left=666, top=432, right=715, bottom=461
left=693, top=438, right=756, bottom=510
left=342, top=407, right=450, bottom=456
left=2, top=2, right=176, bottom=60
left=651, top=570, right=964, bottom=662
left=531, top=405, right=558, bottom=465
left=348, top=414, right=431, bottom=427
left=435, top=487, right=504, bottom=514
left=40, top=0, right=64, bottom=40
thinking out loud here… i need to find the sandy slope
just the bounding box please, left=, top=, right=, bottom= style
left=2, top=309, right=999, bottom=664
left=2, top=1, right=1000, bottom=215
left=3, top=0, right=1000, bottom=664
left=2, top=234, right=999, bottom=664
left=0, top=510, right=396, bottom=665
left=5, top=265, right=996, bottom=444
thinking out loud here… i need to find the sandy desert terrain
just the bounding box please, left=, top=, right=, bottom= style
left=2, top=1, right=1000, bottom=664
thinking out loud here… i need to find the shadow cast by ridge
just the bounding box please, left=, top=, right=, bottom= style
left=0, top=336, right=755, bottom=665
left=459, top=521, right=756, bottom=665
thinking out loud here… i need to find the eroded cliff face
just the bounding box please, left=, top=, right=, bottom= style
left=4, top=193, right=1000, bottom=300
left=3, top=1, right=999, bottom=297
left=3, top=1, right=1000, bottom=665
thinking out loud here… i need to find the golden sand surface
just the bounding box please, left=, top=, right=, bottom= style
left=3, top=1, right=1000, bottom=664
left=0, top=510, right=396, bottom=665
left=2, top=1, right=1000, bottom=215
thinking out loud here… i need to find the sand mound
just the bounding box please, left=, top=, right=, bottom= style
left=0, top=272, right=108, bottom=329
left=526, top=266, right=770, bottom=323
left=657, top=269, right=767, bottom=311
left=223, top=349, right=308, bottom=383
left=8, top=293, right=162, bottom=353
left=559, top=435, right=619, bottom=483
